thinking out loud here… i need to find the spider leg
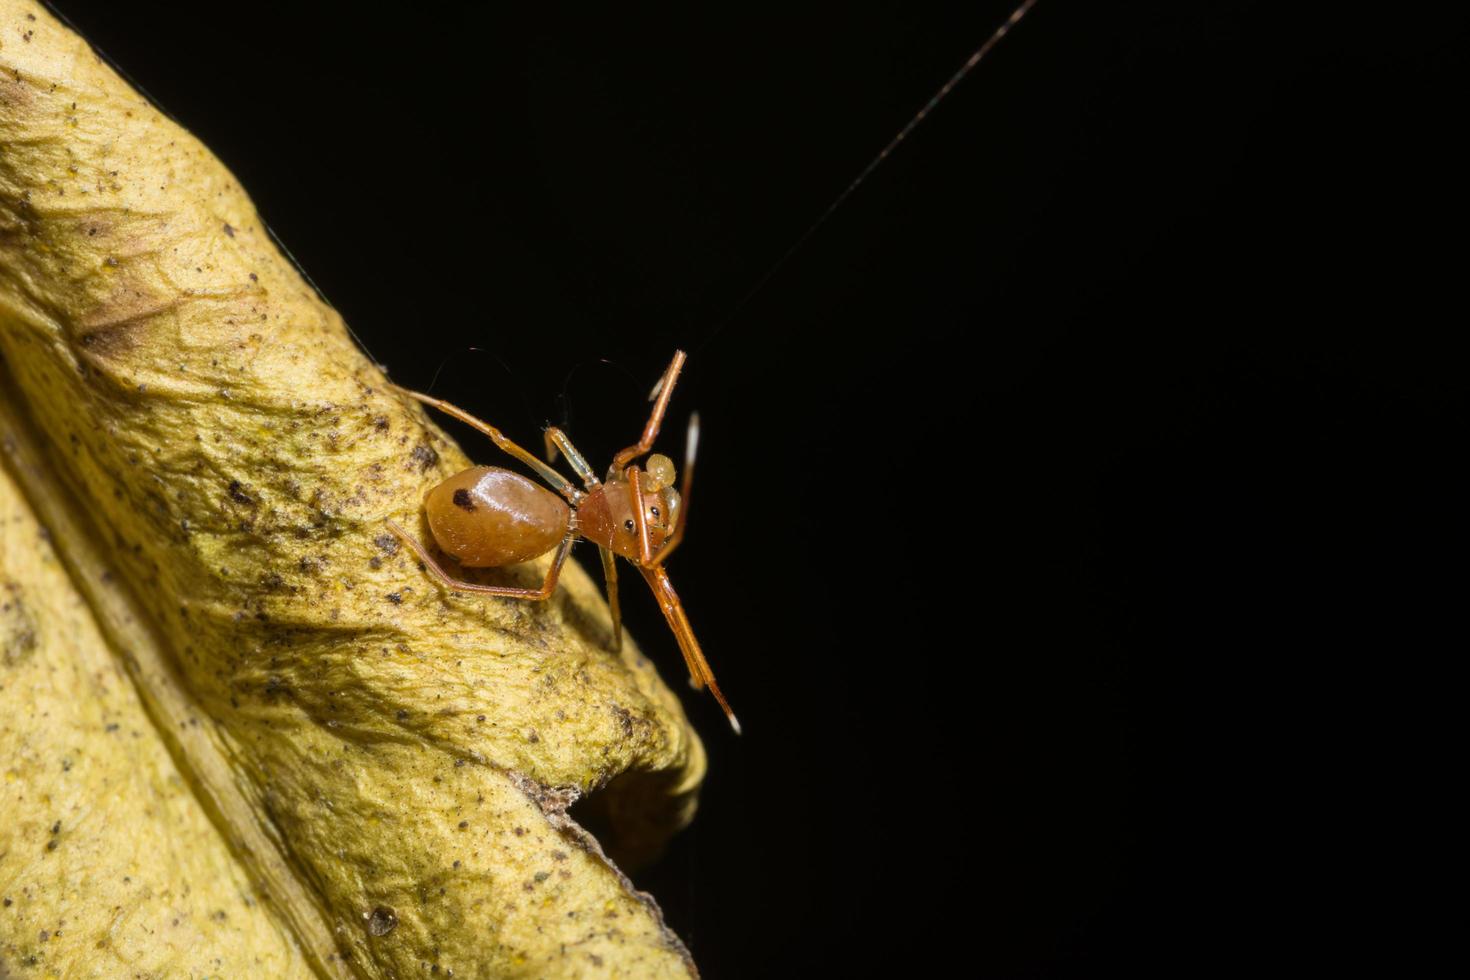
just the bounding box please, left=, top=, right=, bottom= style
left=545, top=426, right=601, bottom=490
left=611, top=350, right=686, bottom=474
left=638, top=563, right=739, bottom=734
left=628, top=467, right=655, bottom=564
left=599, top=546, right=623, bottom=653
left=388, top=384, right=583, bottom=504
left=386, top=519, right=573, bottom=600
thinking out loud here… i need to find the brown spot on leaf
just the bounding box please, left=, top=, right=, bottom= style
left=76, top=282, right=181, bottom=360
left=2, top=587, right=38, bottom=666
left=365, top=906, right=398, bottom=937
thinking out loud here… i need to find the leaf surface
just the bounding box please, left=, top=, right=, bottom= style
left=0, top=3, right=704, bottom=976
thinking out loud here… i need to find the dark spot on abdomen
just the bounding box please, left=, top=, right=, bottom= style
left=452, top=488, right=475, bottom=512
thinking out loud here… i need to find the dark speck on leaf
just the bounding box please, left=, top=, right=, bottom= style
left=411, top=444, right=439, bottom=472
left=386, top=592, right=402, bottom=605
left=458, top=820, right=469, bottom=829
left=227, top=480, right=255, bottom=506
left=222, top=222, right=235, bottom=237
left=374, top=533, right=400, bottom=555
left=365, top=906, right=398, bottom=937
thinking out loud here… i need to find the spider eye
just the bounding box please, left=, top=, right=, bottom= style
left=650, top=506, right=660, bottom=519
left=623, top=519, right=635, bottom=532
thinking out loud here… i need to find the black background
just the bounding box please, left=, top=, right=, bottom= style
left=41, top=1, right=1466, bottom=976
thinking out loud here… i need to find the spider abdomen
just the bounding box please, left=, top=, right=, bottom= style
left=424, top=466, right=570, bottom=568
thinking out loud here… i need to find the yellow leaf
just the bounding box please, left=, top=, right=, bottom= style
left=0, top=2, right=704, bottom=976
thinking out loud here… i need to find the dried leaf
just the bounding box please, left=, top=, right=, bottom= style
left=1, top=2, right=704, bottom=976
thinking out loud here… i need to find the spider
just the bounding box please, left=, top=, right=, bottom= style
left=385, top=350, right=739, bottom=732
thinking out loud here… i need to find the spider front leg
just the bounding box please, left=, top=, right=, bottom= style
left=611, top=350, right=686, bottom=474
left=639, top=563, right=739, bottom=734
left=386, top=519, right=574, bottom=600
left=629, top=467, right=654, bottom=564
